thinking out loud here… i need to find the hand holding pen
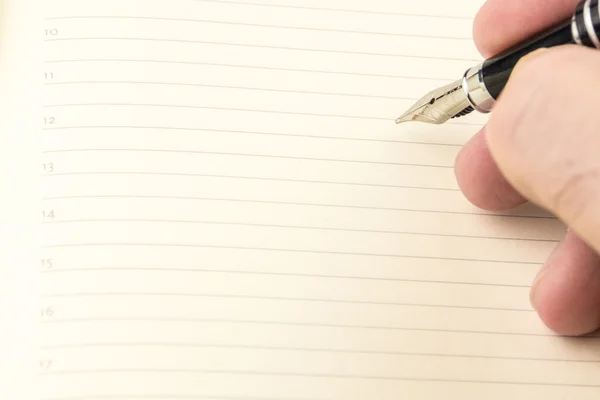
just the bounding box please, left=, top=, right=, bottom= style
left=404, top=0, right=600, bottom=336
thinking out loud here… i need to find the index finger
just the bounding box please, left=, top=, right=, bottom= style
left=473, top=0, right=582, bottom=58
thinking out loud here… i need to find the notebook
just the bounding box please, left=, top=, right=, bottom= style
left=1, top=0, right=599, bottom=399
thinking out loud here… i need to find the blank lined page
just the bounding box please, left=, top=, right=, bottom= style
left=39, top=0, right=600, bottom=399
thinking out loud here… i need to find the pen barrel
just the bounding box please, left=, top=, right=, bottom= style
left=573, top=0, right=600, bottom=47
left=480, top=0, right=599, bottom=100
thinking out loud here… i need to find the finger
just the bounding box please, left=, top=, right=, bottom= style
left=531, top=230, right=600, bottom=336
left=486, top=45, right=600, bottom=253
left=454, top=129, right=526, bottom=211
left=473, top=0, right=581, bottom=57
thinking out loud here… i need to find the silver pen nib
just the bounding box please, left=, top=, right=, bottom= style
left=395, top=79, right=474, bottom=125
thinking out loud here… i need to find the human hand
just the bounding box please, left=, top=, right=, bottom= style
left=454, top=0, right=600, bottom=336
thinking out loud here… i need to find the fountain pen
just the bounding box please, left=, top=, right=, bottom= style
left=396, top=0, right=600, bottom=125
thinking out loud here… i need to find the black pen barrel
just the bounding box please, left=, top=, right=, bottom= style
left=480, top=0, right=600, bottom=100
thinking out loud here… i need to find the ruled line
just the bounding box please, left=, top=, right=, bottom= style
left=43, top=58, right=454, bottom=82
left=40, top=194, right=557, bottom=220
left=42, top=102, right=482, bottom=126
left=42, top=102, right=395, bottom=121
left=42, top=218, right=559, bottom=243
left=39, top=317, right=600, bottom=339
left=44, top=16, right=473, bottom=40
left=39, top=342, right=600, bottom=364
left=40, top=243, right=541, bottom=266
left=38, top=367, right=600, bottom=388
left=38, top=267, right=531, bottom=288
left=41, top=292, right=532, bottom=312
left=41, top=125, right=465, bottom=147
left=191, top=0, right=475, bottom=20
left=44, top=37, right=481, bottom=63
left=43, top=396, right=307, bottom=400
left=45, top=80, right=415, bottom=101
left=41, top=148, right=455, bottom=169
left=42, top=172, right=461, bottom=192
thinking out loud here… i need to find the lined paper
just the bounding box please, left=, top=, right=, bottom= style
left=39, top=0, right=600, bottom=399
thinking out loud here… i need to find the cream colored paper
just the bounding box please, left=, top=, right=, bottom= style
left=38, top=0, right=600, bottom=399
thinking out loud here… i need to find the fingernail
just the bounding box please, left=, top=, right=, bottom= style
left=513, top=48, right=551, bottom=75
left=530, top=229, right=570, bottom=311
left=530, top=265, right=549, bottom=311
left=523, top=47, right=551, bottom=60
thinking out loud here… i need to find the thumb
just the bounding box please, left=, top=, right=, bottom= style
left=486, top=45, right=600, bottom=253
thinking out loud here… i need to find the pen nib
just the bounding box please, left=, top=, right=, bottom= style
left=395, top=115, right=413, bottom=124
left=395, top=80, right=473, bottom=125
